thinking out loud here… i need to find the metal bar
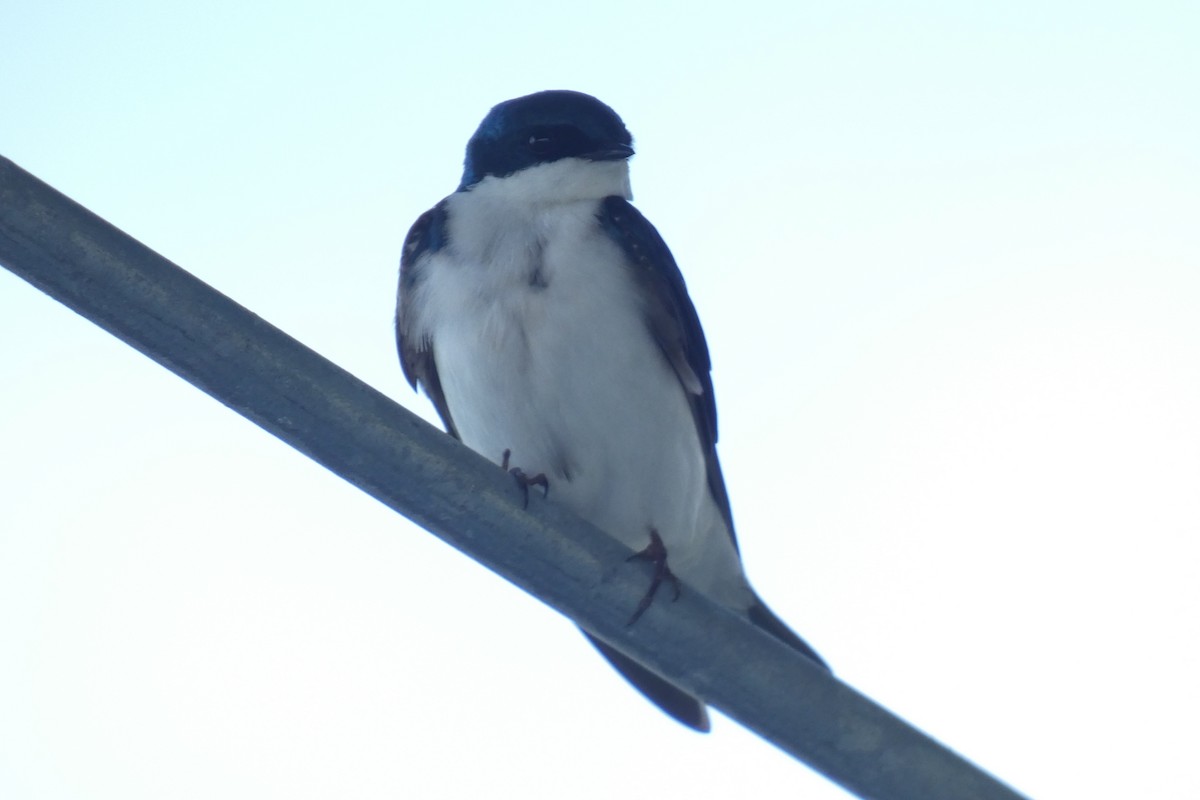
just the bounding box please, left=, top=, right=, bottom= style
left=0, top=155, right=1029, bottom=800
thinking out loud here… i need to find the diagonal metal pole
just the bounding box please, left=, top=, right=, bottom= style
left=0, top=155, right=1030, bottom=800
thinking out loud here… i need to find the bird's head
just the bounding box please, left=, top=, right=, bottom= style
left=458, top=90, right=635, bottom=192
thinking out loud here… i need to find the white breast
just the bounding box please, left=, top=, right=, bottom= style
left=408, top=160, right=751, bottom=606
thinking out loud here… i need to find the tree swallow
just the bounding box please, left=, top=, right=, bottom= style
left=396, top=90, right=828, bottom=731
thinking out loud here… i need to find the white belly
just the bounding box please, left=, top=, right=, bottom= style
left=416, top=196, right=750, bottom=605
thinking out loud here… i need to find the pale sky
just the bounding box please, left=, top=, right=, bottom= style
left=2, top=2, right=1198, bottom=798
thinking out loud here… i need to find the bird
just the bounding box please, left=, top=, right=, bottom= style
left=396, top=90, right=828, bottom=731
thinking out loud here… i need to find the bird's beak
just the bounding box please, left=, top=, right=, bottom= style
left=585, top=143, right=635, bottom=162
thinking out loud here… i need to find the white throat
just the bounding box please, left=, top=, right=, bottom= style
left=465, top=157, right=633, bottom=207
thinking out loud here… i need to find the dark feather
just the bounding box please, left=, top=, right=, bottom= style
left=598, top=197, right=831, bottom=674
left=396, top=201, right=459, bottom=439
left=596, top=196, right=738, bottom=547
left=748, top=598, right=830, bottom=671
left=582, top=630, right=710, bottom=731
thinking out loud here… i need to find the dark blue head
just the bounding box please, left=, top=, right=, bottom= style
left=458, top=90, right=635, bottom=191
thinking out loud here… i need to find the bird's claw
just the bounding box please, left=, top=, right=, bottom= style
left=501, top=448, right=549, bottom=509
left=626, top=528, right=681, bottom=626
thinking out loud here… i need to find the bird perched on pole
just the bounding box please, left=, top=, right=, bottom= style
left=396, top=90, right=828, bottom=731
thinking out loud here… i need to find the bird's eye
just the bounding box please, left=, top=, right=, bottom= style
left=528, top=133, right=553, bottom=155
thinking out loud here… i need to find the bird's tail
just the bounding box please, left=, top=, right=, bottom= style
left=579, top=600, right=827, bottom=732
left=581, top=629, right=710, bottom=731
left=746, top=594, right=831, bottom=671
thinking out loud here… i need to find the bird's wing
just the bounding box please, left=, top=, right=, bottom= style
left=596, top=196, right=738, bottom=547
left=396, top=200, right=460, bottom=439
left=598, top=198, right=831, bottom=672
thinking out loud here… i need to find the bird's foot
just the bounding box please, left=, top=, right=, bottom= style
left=625, top=528, right=682, bottom=626
left=501, top=448, right=549, bottom=509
